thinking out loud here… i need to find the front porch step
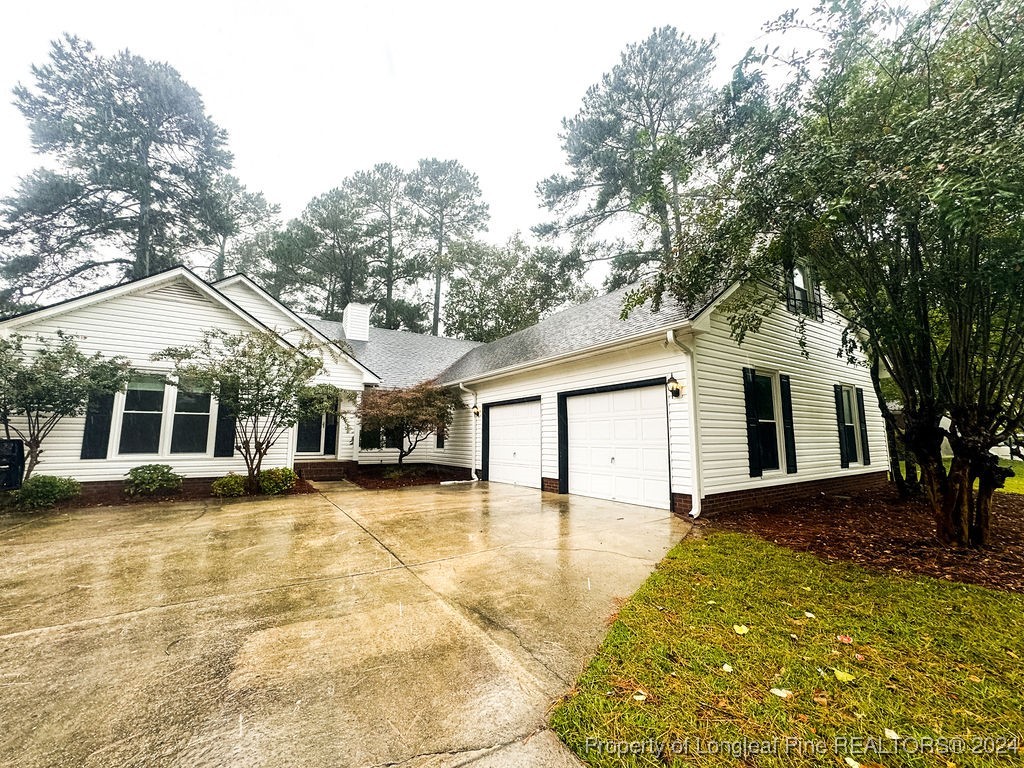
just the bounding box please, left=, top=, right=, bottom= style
left=294, top=460, right=356, bottom=481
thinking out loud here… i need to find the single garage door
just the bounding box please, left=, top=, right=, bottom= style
left=487, top=400, right=542, bottom=488
left=566, top=385, right=670, bottom=509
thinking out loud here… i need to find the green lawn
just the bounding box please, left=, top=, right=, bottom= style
left=552, top=533, right=1024, bottom=767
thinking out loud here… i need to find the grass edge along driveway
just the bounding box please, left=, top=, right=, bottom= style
left=551, top=532, right=1024, bottom=767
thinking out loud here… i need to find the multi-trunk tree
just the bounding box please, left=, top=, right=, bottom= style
left=631, top=0, right=1024, bottom=548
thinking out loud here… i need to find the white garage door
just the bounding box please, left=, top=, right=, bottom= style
left=567, top=385, right=670, bottom=509
left=487, top=400, right=542, bottom=489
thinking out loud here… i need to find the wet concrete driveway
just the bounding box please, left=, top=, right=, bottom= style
left=0, top=482, right=691, bottom=767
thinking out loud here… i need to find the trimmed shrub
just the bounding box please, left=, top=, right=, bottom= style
left=211, top=473, right=247, bottom=498
left=125, top=464, right=183, bottom=497
left=13, top=475, right=81, bottom=511
left=259, top=467, right=298, bottom=496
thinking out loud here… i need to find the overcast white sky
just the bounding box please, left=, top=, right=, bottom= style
left=0, top=0, right=817, bottom=245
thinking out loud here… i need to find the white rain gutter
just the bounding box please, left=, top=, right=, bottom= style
left=665, top=329, right=703, bottom=518
left=458, top=382, right=480, bottom=481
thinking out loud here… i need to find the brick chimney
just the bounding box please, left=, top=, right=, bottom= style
left=342, top=303, right=371, bottom=342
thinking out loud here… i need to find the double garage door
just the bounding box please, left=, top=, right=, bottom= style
left=486, top=384, right=671, bottom=509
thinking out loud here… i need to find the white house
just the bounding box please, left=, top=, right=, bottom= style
left=0, top=265, right=888, bottom=515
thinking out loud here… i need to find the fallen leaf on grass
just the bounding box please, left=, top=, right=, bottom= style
left=837, top=634, right=853, bottom=644
left=770, top=688, right=794, bottom=698
left=844, top=757, right=861, bottom=768
left=722, top=663, right=733, bottom=673
left=885, top=728, right=901, bottom=740
left=734, top=624, right=749, bottom=635
left=633, top=691, right=647, bottom=701
left=813, top=692, right=829, bottom=706
left=968, top=674, right=982, bottom=683
left=855, top=653, right=865, bottom=661
left=805, top=611, right=817, bottom=619
left=833, top=669, right=856, bottom=682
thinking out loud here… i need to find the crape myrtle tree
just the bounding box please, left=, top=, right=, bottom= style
left=406, top=159, right=489, bottom=335
left=357, top=382, right=463, bottom=465
left=0, top=332, right=134, bottom=480
left=0, top=36, right=231, bottom=302
left=630, top=0, right=1024, bottom=547
left=536, top=26, right=718, bottom=289
left=158, top=330, right=347, bottom=493
left=443, top=234, right=594, bottom=343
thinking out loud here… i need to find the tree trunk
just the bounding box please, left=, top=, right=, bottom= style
left=214, top=237, right=227, bottom=281
left=431, top=247, right=443, bottom=336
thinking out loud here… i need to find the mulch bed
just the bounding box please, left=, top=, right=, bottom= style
left=703, top=486, right=1024, bottom=593
left=346, top=464, right=472, bottom=490
left=71, top=477, right=317, bottom=509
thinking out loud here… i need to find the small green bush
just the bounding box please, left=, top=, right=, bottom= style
left=13, top=475, right=81, bottom=511
left=211, top=473, right=247, bottom=497
left=259, top=467, right=298, bottom=496
left=124, top=464, right=183, bottom=497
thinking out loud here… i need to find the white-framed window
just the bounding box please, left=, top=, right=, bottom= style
left=839, top=384, right=861, bottom=464
left=112, top=374, right=218, bottom=458
left=752, top=371, right=783, bottom=473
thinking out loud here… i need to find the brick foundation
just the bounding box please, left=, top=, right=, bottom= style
left=541, top=477, right=560, bottom=493
left=698, top=471, right=890, bottom=517
left=671, top=493, right=693, bottom=516
left=294, top=460, right=358, bottom=481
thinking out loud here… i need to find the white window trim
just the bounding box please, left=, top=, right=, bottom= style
left=109, top=374, right=220, bottom=460
left=840, top=383, right=863, bottom=466
left=755, top=369, right=786, bottom=476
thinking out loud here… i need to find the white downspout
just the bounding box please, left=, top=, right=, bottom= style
left=458, top=382, right=480, bottom=481
left=666, top=330, right=703, bottom=518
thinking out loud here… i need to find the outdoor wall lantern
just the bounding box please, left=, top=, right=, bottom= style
left=666, top=374, right=682, bottom=398
left=471, top=404, right=481, bottom=417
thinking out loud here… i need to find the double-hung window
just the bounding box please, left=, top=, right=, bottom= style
left=753, top=373, right=781, bottom=472
left=119, top=376, right=166, bottom=454
left=786, top=265, right=823, bottom=320
left=743, top=368, right=798, bottom=477
left=834, top=384, right=871, bottom=467
left=170, top=387, right=212, bottom=454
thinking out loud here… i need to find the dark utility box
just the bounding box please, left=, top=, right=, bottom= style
left=0, top=440, right=25, bottom=491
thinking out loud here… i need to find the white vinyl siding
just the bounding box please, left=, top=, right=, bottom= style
left=437, top=339, right=692, bottom=496
left=5, top=280, right=292, bottom=481
left=695, top=286, right=887, bottom=496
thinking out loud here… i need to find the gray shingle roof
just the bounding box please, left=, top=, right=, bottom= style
left=307, top=319, right=482, bottom=388
left=436, top=284, right=717, bottom=384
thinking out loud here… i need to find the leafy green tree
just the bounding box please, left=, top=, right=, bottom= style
left=406, top=158, right=489, bottom=335
left=537, top=26, right=717, bottom=289
left=443, top=235, right=594, bottom=342
left=636, top=0, right=1024, bottom=547
left=200, top=174, right=280, bottom=281
left=0, top=36, right=231, bottom=300
left=0, top=333, right=134, bottom=480
left=158, top=330, right=347, bottom=493
left=357, top=382, right=463, bottom=465
left=349, top=163, right=425, bottom=329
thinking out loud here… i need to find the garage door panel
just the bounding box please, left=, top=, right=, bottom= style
left=566, top=385, right=670, bottom=509
left=487, top=401, right=541, bottom=489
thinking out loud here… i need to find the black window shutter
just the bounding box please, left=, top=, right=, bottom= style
left=80, top=392, right=115, bottom=459
left=779, top=374, right=798, bottom=474
left=213, top=384, right=237, bottom=457
left=743, top=367, right=762, bottom=477
left=833, top=384, right=850, bottom=468
left=856, top=387, right=871, bottom=465
left=812, top=280, right=824, bottom=321
left=436, top=423, right=445, bottom=449
left=785, top=273, right=798, bottom=314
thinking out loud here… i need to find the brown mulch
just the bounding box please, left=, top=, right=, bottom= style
left=346, top=464, right=472, bottom=490
left=704, top=486, right=1024, bottom=593
left=71, top=477, right=317, bottom=509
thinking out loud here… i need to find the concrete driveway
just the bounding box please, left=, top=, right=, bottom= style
left=0, top=481, right=691, bottom=767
